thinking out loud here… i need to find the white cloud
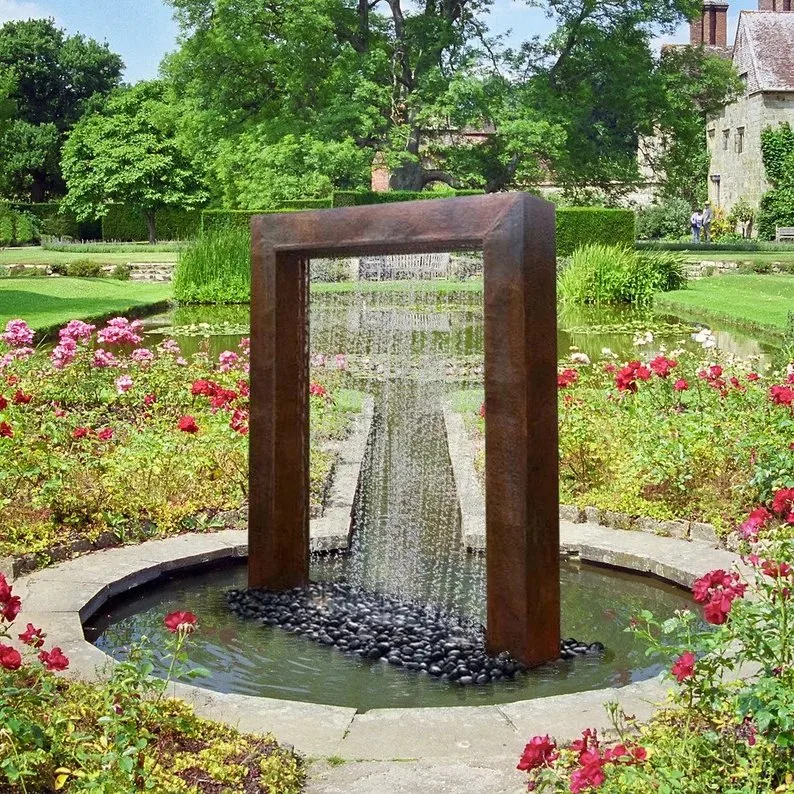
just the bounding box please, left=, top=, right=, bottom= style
left=0, top=0, right=52, bottom=24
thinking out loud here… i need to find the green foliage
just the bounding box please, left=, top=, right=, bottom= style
left=559, top=244, right=685, bottom=305
left=109, top=264, right=130, bottom=281
left=758, top=123, right=794, bottom=240
left=0, top=204, right=40, bottom=245
left=556, top=208, right=635, bottom=256
left=0, top=320, right=359, bottom=557
left=635, top=198, right=691, bottom=241
left=650, top=47, right=743, bottom=206
left=0, top=18, right=123, bottom=201
left=101, top=204, right=201, bottom=242
left=0, top=584, right=305, bottom=792
left=173, top=226, right=251, bottom=304
left=61, top=81, right=208, bottom=243
left=65, top=258, right=103, bottom=278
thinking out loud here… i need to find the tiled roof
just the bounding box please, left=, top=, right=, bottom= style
left=739, top=12, right=794, bottom=92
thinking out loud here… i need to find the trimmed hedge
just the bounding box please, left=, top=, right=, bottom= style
left=556, top=207, right=635, bottom=257
left=0, top=204, right=39, bottom=246
left=101, top=204, right=202, bottom=241
left=4, top=203, right=102, bottom=242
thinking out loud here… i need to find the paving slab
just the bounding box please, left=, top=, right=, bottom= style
left=306, top=759, right=526, bottom=794
left=338, top=706, right=518, bottom=760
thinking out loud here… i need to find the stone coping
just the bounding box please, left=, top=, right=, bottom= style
left=441, top=402, right=724, bottom=552
left=0, top=399, right=374, bottom=581
left=11, top=524, right=740, bottom=766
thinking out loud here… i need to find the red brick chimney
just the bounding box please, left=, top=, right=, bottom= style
left=758, top=0, right=792, bottom=10
left=690, top=0, right=730, bottom=46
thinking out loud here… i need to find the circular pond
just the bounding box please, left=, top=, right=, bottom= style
left=87, top=559, right=695, bottom=712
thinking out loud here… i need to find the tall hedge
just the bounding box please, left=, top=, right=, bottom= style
left=101, top=205, right=202, bottom=241
left=331, top=189, right=483, bottom=207
left=0, top=204, right=40, bottom=245
left=556, top=208, right=635, bottom=257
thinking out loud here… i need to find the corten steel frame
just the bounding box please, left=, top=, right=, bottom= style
left=248, top=192, right=560, bottom=666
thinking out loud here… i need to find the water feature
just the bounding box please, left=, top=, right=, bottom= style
left=91, top=273, right=745, bottom=711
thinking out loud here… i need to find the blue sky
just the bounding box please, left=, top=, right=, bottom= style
left=0, top=0, right=760, bottom=83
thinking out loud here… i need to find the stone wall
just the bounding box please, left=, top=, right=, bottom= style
left=707, top=89, right=794, bottom=215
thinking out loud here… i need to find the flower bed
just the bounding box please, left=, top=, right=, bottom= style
left=518, top=496, right=794, bottom=793
left=0, top=318, right=360, bottom=564
left=1, top=572, right=304, bottom=792
left=456, top=332, right=794, bottom=533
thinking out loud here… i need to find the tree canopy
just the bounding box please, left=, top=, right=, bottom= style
left=0, top=18, right=123, bottom=201
left=61, top=81, right=208, bottom=243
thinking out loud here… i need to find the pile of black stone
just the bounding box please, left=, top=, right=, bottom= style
left=226, top=581, right=604, bottom=687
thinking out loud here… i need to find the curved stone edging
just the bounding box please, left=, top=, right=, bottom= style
left=11, top=525, right=741, bottom=764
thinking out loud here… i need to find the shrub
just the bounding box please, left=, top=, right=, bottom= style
left=65, top=258, right=104, bottom=278
left=556, top=208, right=635, bottom=256
left=558, top=244, right=685, bottom=305
left=110, top=263, right=132, bottom=280
left=757, top=187, right=794, bottom=240
left=0, top=205, right=40, bottom=246
left=310, top=258, right=352, bottom=283
left=101, top=204, right=202, bottom=242
left=635, top=198, right=691, bottom=241
left=173, top=226, right=250, bottom=304
left=520, top=505, right=794, bottom=793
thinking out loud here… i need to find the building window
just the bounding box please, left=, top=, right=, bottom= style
left=735, top=127, right=745, bottom=154
left=722, top=129, right=730, bottom=150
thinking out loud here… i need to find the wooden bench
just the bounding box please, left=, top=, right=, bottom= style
left=776, top=227, right=794, bottom=242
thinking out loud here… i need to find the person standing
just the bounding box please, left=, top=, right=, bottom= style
left=691, top=209, right=703, bottom=243
left=702, top=201, right=713, bottom=243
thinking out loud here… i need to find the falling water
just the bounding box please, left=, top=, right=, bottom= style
left=309, top=261, right=487, bottom=621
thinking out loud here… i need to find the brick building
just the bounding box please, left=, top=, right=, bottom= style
left=700, top=1, right=794, bottom=214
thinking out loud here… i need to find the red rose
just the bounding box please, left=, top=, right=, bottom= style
left=0, top=394, right=6, bottom=410
left=191, top=379, right=215, bottom=397
left=557, top=369, right=579, bottom=389
left=517, top=735, right=559, bottom=771
left=12, top=390, right=31, bottom=405
left=309, top=382, right=327, bottom=398
left=72, top=427, right=90, bottom=439
left=0, top=572, right=11, bottom=601
left=673, top=379, right=689, bottom=392
left=143, top=393, right=157, bottom=406
left=164, top=610, right=197, bottom=633
left=0, top=421, right=13, bottom=438
left=38, top=646, right=69, bottom=671
left=671, top=651, right=696, bottom=682
left=97, top=427, right=113, bottom=441
left=18, top=622, right=46, bottom=648
left=1, top=594, right=21, bottom=621
left=178, top=415, right=199, bottom=434
left=0, top=644, right=22, bottom=670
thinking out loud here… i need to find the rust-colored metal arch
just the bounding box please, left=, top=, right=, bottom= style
left=248, top=192, right=560, bottom=666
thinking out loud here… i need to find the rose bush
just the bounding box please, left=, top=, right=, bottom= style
left=519, top=497, right=794, bottom=793
left=0, top=317, right=359, bottom=560
left=0, top=572, right=303, bottom=792
left=471, top=335, right=794, bottom=531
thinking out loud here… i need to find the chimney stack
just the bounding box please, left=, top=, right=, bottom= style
left=690, top=0, right=729, bottom=46
left=758, top=0, right=792, bottom=10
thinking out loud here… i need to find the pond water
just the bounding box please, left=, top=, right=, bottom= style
left=92, top=280, right=752, bottom=711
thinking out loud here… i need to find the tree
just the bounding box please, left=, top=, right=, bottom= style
left=644, top=45, right=743, bottom=206
left=61, top=81, right=208, bottom=243
left=163, top=0, right=732, bottom=201
left=0, top=18, right=123, bottom=201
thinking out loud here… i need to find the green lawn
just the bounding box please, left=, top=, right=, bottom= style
left=658, top=274, right=794, bottom=333
left=0, top=278, right=173, bottom=333
left=0, top=246, right=178, bottom=266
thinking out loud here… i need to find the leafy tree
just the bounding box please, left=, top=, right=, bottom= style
left=61, top=81, right=208, bottom=243
left=0, top=18, right=123, bottom=201
left=644, top=45, right=743, bottom=207
left=163, top=0, right=734, bottom=201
